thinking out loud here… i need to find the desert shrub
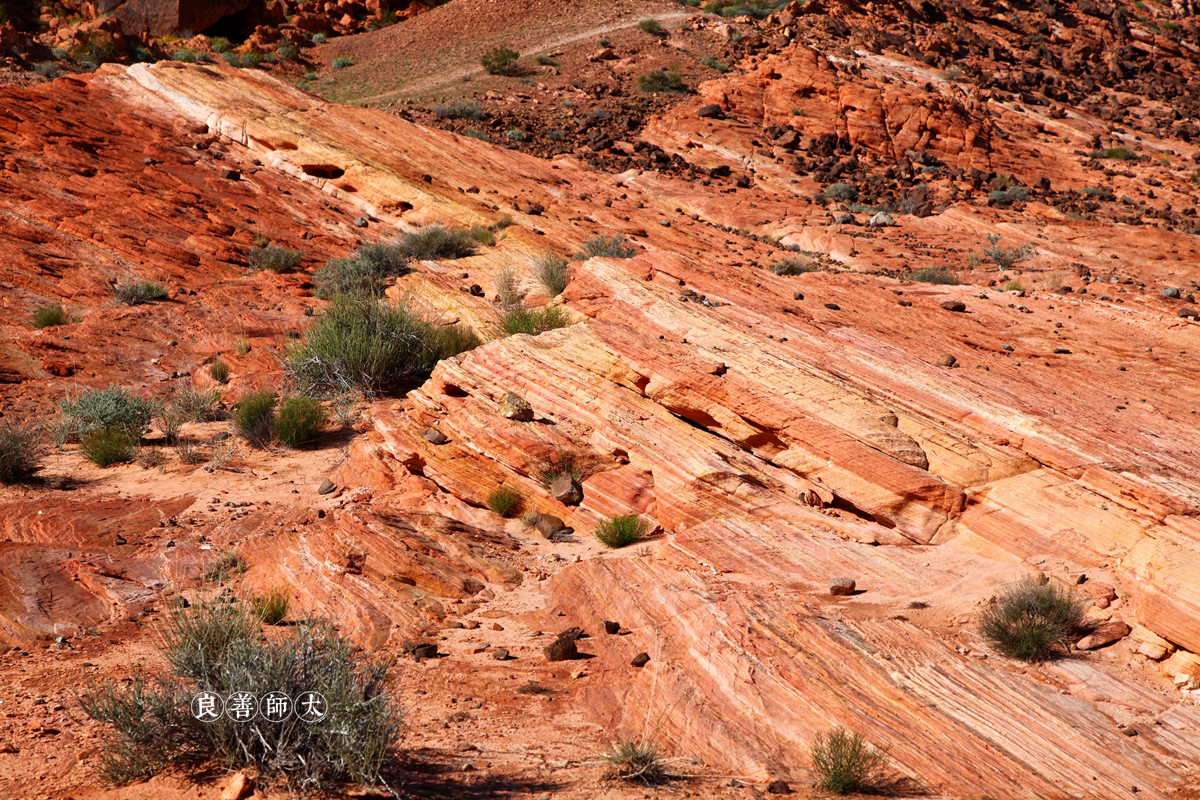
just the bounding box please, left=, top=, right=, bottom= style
left=497, top=305, right=570, bottom=336
left=32, top=303, right=68, bottom=328
left=704, top=0, right=789, bottom=17
left=979, top=577, right=1085, bottom=662
left=486, top=486, right=523, bottom=518
left=173, top=384, right=223, bottom=423
left=234, top=333, right=251, bottom=355
left=532, top=252, right=571, bottom=295
left=820, top=182, right=858, bottom=202
left=80, top=603, right=402, bottom=788
left=769, top=253, right=824, bottom=275
left=60, top=385, right=157, bottom=437
left=248, top=244, right=303, bottom=273
left=638, top=18, right=662, bottom=33
left=0, top=423, right=41, bottom=483
left=909, top=266, right=960, bottom=285
left=172, top=48, right=197, bottom=63
left=208, top=359, right=231, bottom=384
left=114, top=280, right=168, bottom=306
left=203, top=549, right=247, bottom=584
left=981, top=234, right=1036, bottom=270
left=287, top=295, right=480, bottom=394
left=368, top=8, right=399, bottom=28
left=156, top=404, right=186, bottom=444
left=311, top=32, right=328, bottom=44
left=397, top=225, right=478, bottom=261
left=636, top=68, right=685, bottom=93
left=72, top=33, right=118, bottom=67
left=481, top=45, right=520, bottom=75
left=700, top=55, right=728, bottom=71
left=495, top=264, right=522, bottom=307
left=1045, top=271, right=1064, bottom=289
left=314, top=243, right=409, bottom=299
left=1001, top=279, right=1026, bottom=292
left=136, top=447, right=165, bottom=470
left=471, top=225, right=497, bottom=245
left=277, top=41, right=299, bottom=60
left=811, top=727, right=890, bottom=795
left=594, top=514, right=649, bottom=548
left=274, top=396, right=326, bottom=447
left=532, top=447, right=592, bottom=487
left=34, top=61, right=60, bottom=78
left=250, top=586, right=291, bottom=625
left=1091, top=146, right=1135, bottom=161
left=233, top=389, right=275, bottom=444
left=988, top=186, right=1029, bottom=205
left=534, top=54, right=557, bottom=66
left=332, top=56, right=353, bottom=68
left=464, top=128, right=490, bottom=142
left=209, top=36, right=232, bottom=53
left=605, top=740, right=668, bottom=784
left=576, top=234, right=636, bottom=260
left=431, top=100, right=483, bottom=119
left=81, top=428, right=137, bottom=467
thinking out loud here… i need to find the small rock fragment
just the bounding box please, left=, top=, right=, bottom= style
left=219, top=168, right=240, bottom=181
left=492, top=648, right=510, bottom=660
left=544, top=637, right=578, bottom=662
left=631, top=652, right=650, bottom=667
left=498, top=392, right=534, bottom=421
left=220, top=771, right=253, bottom=800
left=937, top=354, right=958, bottom=367
left=317, top=478, right=336, bottom=495
left=550, top=474, right=582, bottom=505
left=422, top=427, right=449, bottom=445
left=1178, top=307, right=1198, bottom=319
left=535, top=514, right=567, bottom=538
left=868, top=211, right=895, bottom=227
left=823, top=303, right=840, bottom=310
left=405, top=642, right=439, bottom=661
left=941, top=300, right=967, bottom=312
left=766, top=780, right=792, bottom=794
left=1160, top=287, right=1181, bottom=298
left=829, top=578, right=856, bottom=596
left=353, top=216, right=369, bottom=228
left=603, top=620, right=621, bottom=634
left=696, top=104, right=724, bottom=119
left=1076, top=621, right=1131, bottom=651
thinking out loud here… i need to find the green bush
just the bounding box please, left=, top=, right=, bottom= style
left=909, top=266, right=960, bottom=285
left=576, top=234, right=636, bottom=260
left=250, top=586, right=291, bottom=625
left=481, top=45, right=520, bottom=75
left=80, top=603, right=401, bottom=788
left=311, top=32, right=328, bottom=44
left=532, top=252, right=571, bottom=295
left=605, top=740, right=668, bottom=784
left=820, top=182, right=858, bottom=202
left=34, top=61, right=60, bottom=78
left=497, top=305, right=570, bottom=336
left=988, top=186, right=1029, bottom=205
left=60, top=385, right=157, bottom=438
left=486, top=486, right=523, bottom=518
left=32, top=303, right=69, bottom=328
left=203, top=549, right=247, bottom=584
left=397, top=225, right=478, bottom=261
left=594, top=514, right=649, bottom=548
left=82, top=428, right=137, bottom=467
left=209, top=37, right=232, bottom=53
left=1092, top=146, right=1134, bottom=161
left=811, top=727, right=890, bottom=794
left=233, top=389, right=276, bottom=444
left=274, top=396, right=326, bottom=447
left=532, top=447, right=592, bottom=487
left=638, top=18, right=663, bottom=34
left=114, top=280, right=168, bottom=306
left=172, top=48, right=197, bottom=63
left=700, top=55, right=728, bottom=72
left=0, top=423, right=41, bottom=483
left=979, top=577, right=1085, bottom=662
left=332, top=56, right=353, bottom=69
left=277, top=41, right=299, bottom=60
left=288, top=295, right=480, bottom=394
left=208, top=359, right=231, bottom=384
left=432, top=100, right=484, bottom=119
left=636, top=68, right=685, bottom=93
left=314, top=242, right=409, bottom=299
left=981, top=234, right=1036, bottom=270
left=248, top=244, right=303, bottom=273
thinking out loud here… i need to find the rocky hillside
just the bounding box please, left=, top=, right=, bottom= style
left=1, top=0, right=1199, bottom=798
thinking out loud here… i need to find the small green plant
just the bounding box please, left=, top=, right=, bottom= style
left=534, top=54, right=558, bottom=66
left=486, top=486, right=523, bottom=517
left=988, top=186, right=1029, bottom=205
left=32, top=303, right=69, bottom=329
left=0, top=423, right=41, bottom=484
left=233, top=389, right=276, bottom=445
left=638, top=18, right=663, bottom=34
left=209, top=36, right=232, bottom=53
left=1045, top=271, right=1064, bottom=290
left=173, top=384, right=223, bottom=423
left=311, top=32, right=328, bottom=44
left=60, top=386, right=157, bottom=438
left=209, top=359, right=231, bottom=384
left=248, top=244, right=303, bottom=273
left=250, top=586, right=291, bottom=625
left=1001, top=279, right=1026, bottom=292
left=274, top=396, right=326, bottom=447
left=516, top=682, right=555, bottom=695
left=332, top=56, right=353, bottom=69
left=979, top=577, right=1085, bottom=662
left=314, top=243, right=410, bottom=299
left=981, top=234, right=1036, bottom=270
left=636, top=68, right=685, bottom=93
left=234, top=333, right=251, bottom=355
left=203, top=549, right=247, bottom=583
left=114, top=280, right=168, bottom=306
left=368, top=8, right=399, bottom=28
left=481, top=45, right=520, bottom=76
left=431, top=100, right=484, bottom=119
left=532, top=447, right=591, bottom=487
left=505, top=128, right=526, bottom=142
left=34, top=61, right=60, bottom=78
left=397, top=225, right=479, bottom=260
left=277, top=41, right=299, bottom=60
left=604, top=740, right=668, bottom=784
left=820, top=182, right=858, bottom=202
left=497, top=305, right=570, bottom=336
left=810, top=727, right=890, bottom=794
left=769, top=253, right=824, bottom=275
left=471, top=226, right=496, bottom=246
left=172, top=48, right=197, bottom=63
left=576, top=234, right=636, bottom=260
left=532, top=252, right=571, bottom=295
left=496, top=265, right=521, bottom=307
left=1090, top=146, right=1135, bottom=161
left=909, top=266, right=960, bottom=285
left=700, top=55, right=728, bottom=72
left=81, top=428, right=137, bottom=467
left=594, top=514, right=649, bottom=548
left=464, top=128, right=491, bottom=142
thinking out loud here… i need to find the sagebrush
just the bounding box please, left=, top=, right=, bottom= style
left=810, top=727, right=890, bottom=795
left=979, top=577, right=1085, bottom=662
